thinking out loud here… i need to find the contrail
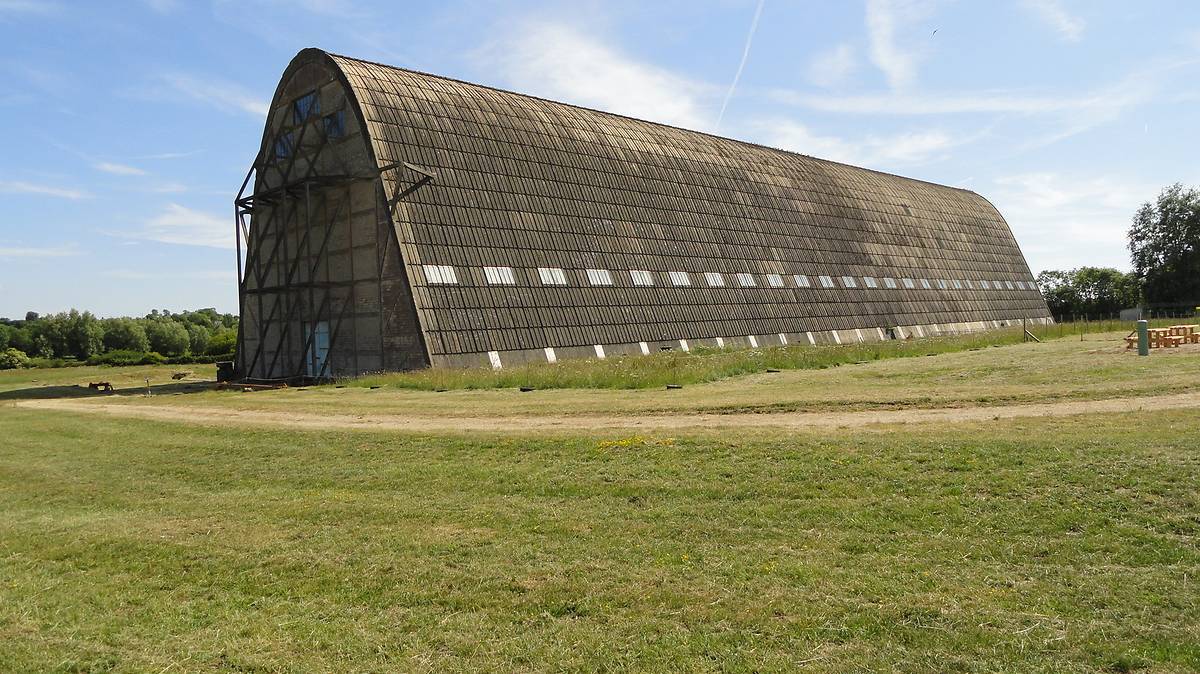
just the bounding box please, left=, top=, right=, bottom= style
left=715, top=0, right=766, bottom=130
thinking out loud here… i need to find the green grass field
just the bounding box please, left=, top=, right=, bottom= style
left=2, top=331, right=1199, bottom=672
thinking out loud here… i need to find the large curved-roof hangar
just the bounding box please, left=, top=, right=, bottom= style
left=234, top=48, right=1051, bottom=380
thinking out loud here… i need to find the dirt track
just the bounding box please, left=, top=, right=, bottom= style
left=16, top=391, right=1200, bottom=433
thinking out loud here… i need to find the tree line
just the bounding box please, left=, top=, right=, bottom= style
left=1036, top=184, right=1199, bottom=319
left=0, top=308, right=236, bottom=370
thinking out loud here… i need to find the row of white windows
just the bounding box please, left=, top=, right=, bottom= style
left=421, top=265, right=1038, bottom=292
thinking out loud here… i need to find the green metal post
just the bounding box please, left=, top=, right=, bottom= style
left=1137, top=319, right=1149, bottom=356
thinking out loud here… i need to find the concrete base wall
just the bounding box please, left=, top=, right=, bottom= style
left=428, top=316, right=1055, bottom=370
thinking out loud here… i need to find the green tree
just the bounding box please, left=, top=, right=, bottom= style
left=145, top=320, right=190, bottom=356
left=30, top=314, right=70, bottom=358
left=186, top=324, right=211, bottom=355
left=1035, top=270, right=1078, bottom=317
left=206, top=327, right=237, bottom=356
left=1129, top=183, right=1200, bottom=304
left=65, top=310, right=105, bottom=360
left=1035, top=267, right=1141, bottom=317
left=102, top=318, right=151, bottom=352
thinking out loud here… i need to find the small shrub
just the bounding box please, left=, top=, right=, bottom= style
left=0, top=347, right=31, bottom=370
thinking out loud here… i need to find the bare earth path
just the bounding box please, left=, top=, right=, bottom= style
left=17, top=390, right=1200, bottom=433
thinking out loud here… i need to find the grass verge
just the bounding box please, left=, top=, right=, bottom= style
left=350, top=318, right=1187, bottom=391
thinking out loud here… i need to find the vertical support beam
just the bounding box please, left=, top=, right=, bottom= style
left=1137, top=319, right=1149, bottom=356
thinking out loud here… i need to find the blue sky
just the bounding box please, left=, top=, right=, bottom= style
left=1, top=0, right=1197, bottom=318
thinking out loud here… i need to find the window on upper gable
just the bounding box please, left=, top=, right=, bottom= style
left=293, top=91, right=320, bottom=124
left=841, top=276, right=858, bottom=288
left=920, top=278, right=932, bottom=289
left=323, top=110, right=345, bottom=138
left=794, top=274, right=811, bottom=288
left=704, top=272, right=726, bottom=287
left=902, top=278, right=916, bottom=289
left=863, top=276, right=879, bottom=288
left=766, top=273, right=785, bottom=287
left=668, top=271, right=691, bottom=286
left=273, top=131, right=294, bottom=161
left=819, top=275, right=835, bottom=288
left=736, top=273, right=756, bottom=287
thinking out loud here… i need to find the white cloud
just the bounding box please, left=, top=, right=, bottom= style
left=756, top=119, right=969, bottom=168
left=1019, top=0, right=1085, bottom=43
left=141, top=73, right=269, bottom=117
left=0, top=245, right=79, bottom=259
left=990, top=173, right=1156, bottom=273
left=480, top=21, right=713, bottom=131
left=715, top=0, right=766, bottom=130
left=866, top=0, right=938, bottom=90
left=773, top=59, right=1188, bottom=151
left=132, top=203, right=232, bottom=249
left=807, top=44, right=858, bottom=88
left=0, top=180, right=88, bottom=199
left=95, top=161, right=147, bottom=176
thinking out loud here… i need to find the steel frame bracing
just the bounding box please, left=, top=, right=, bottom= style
left=234, top=101, right=436, bottom=382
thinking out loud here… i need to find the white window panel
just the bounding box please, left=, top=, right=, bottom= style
left=952, top=279, right=963, bottom=289
left=883, top=277, right=897, bottom=288
left=920, top=278, right=932, bottom=289
left=704, top=272, right=726, bottom=287
left=819, top=275, right=835, bottom=288
left=668, top=271, right=691, bottom=286
left=902, top=278, right=915, bottom=289
left=1015, top=280, right=1026, bottom=290
left=586, top=268, right=613, bottom=286
left=863, top=276, right=878, bottom=288
left=963, top=279, right=973, bottom=289
left=1005, top=280, right=1015, bottom=289
left=629, top=269, right=654, bottom=286
left=794, top=274, right=811, bottom=288
left=841, top=276, right=858, bottom=288
left=980, top=279, right=991, bottom=289
left=537, top=267, right=567, bottom=285
left=422, top=264, right=458, bottom=284
left=483, top=266, right=516, bottom=285
left=766, top=273, right=784, bottom=287
left=736, top=273, right=756, bottom=287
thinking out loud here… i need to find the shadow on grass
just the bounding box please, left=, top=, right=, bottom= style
left=0, top=381, right=215, bottom=402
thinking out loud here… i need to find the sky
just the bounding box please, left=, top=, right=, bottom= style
left=1, top=0, right=1197, bottom=318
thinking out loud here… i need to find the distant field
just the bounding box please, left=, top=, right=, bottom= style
left=2, top=331, right=1199, bottom=671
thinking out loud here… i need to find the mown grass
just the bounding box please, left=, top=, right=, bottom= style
left=353, top=329, right=1029, bottom=391
left=350, top=318, right=1186, bottom=391
left=1, top=409, right=1197, bottom=671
